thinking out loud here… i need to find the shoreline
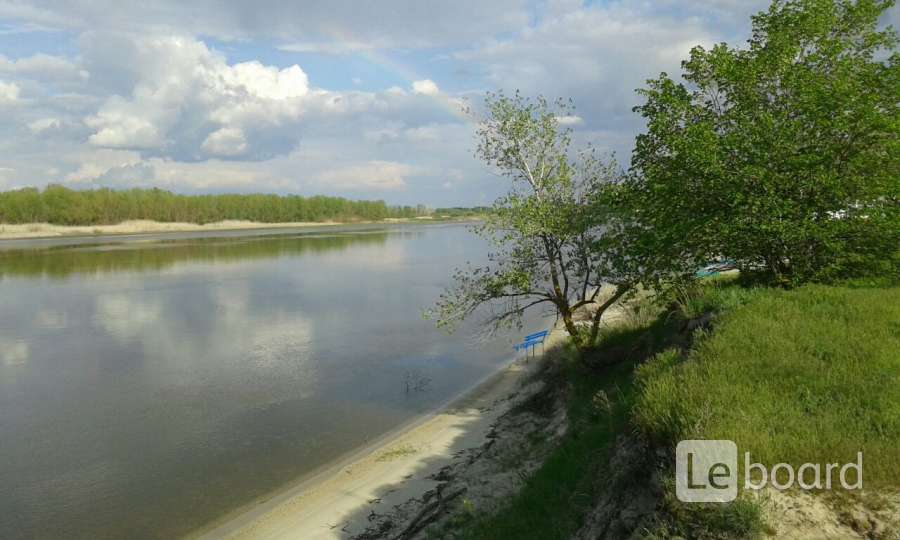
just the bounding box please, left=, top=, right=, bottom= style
left=0, top=218, right=455, bottom=242
left=194, top=328, right=564, bottom=540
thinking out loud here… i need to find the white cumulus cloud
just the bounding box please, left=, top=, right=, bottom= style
left=28, top=117, right=62, bottom=133
left=412, top=79, right=440, bottom=96
left=556, top=115, right=583, bottom=126
left=82, top=34, right=316, bottom=159
left=202, top=127, right=248, bottom=157
left=0, top=80, right=20, bottom=103
left=0, top=53, right=87, bottom=81
left=314, top=160, right=415, bottom=191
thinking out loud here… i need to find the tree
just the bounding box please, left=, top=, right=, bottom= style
left=0, top=185, right=407, bottom=226
left=627, top=0, right=899, bottom=285
left=428, top=92, right=635, bottom=354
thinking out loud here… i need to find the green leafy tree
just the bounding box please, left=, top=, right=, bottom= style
left=0, top=185, right=417, bottom=225
left=627, top=0, right=899, bottom=285
left=429, top=92, right=635, bottom=354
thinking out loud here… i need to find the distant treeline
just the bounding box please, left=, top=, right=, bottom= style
left=0, top=185, right=429, bottom=225
left=433, top=206, right=492, bottom=218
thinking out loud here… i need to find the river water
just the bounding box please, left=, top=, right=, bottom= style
left=0, top=223, right=544, bottom=539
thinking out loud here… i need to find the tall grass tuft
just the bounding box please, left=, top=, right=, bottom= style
left=633, top=283, right=900, bottom=489
left=669, top=275, right=758, bottom=321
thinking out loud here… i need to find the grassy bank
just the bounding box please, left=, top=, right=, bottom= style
left=449, top=278, right=899, bottom=539
left=634, top=280, right=900, bottom=488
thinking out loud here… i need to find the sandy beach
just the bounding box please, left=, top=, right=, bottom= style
left=194, top=333, right=565, bottom=540
left=194, top=288, right=630, bottom=540
left=0, top=220, right=362, bottom=240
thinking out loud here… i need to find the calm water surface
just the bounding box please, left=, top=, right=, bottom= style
left=0, top=223, right=540, bottom=539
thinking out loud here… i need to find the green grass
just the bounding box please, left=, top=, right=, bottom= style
left=445, top=348, right=639, bottom=540
left=642, top=485, right=765, bottom=540
left=442, top=280, right=898, bottom=539
left=668, top=274, right=759, bottom=320
left=634, top=282, right=900, bottom=489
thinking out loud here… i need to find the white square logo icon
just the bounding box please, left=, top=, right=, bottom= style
left=676, top=440, right=738, bottom=503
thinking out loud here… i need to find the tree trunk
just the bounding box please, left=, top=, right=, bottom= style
left=561, top=308, right=584, bottom=351
left=587, top=284, right=630, bottom=346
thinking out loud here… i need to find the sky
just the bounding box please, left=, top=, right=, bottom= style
left=0, top=1, right=896, bottom=207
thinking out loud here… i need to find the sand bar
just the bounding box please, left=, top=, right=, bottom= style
left=0, top=219, right=376, bottom=240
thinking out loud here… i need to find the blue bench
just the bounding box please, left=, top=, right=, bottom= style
left=514, top=330, right=549, bottom=355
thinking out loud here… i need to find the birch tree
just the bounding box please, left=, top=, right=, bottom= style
left=429, top=92, right=635, bottom=354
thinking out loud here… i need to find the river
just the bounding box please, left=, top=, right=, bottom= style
left=0, top=223, right=545, bottom=539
